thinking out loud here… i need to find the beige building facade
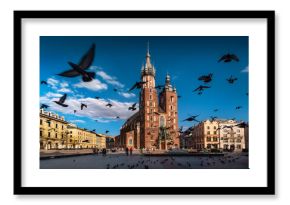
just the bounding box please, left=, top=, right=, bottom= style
left=40, top=109, right=69, bottom=150
left=181, top=119, right=247, bottom=152
left=40, top=109, right=101, bottom=150
left=218, top=120, right=245, bottom=151
left=66, top=124, right=97, bottom=149
left=192, top=120, right=220, bottom=150
left=96, top=134, right=107, bottom=149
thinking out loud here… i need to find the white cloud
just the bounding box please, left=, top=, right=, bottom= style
left=73, top=79, right=108, bottom=91
left=241, top=66, right=249, bottom=73
left=96, top=71, right=124, bottom=88
left=70, top=119, right=85, bottom=124
left=40, top=94, right=138, bottom=121
left=94, top=118, right=116, bottom=123
left=44, top=92, right=63, bottom=98
left=118, top=92, right=136, bottom=98
left=60, top=82, right=69, bottom=88
left=47, top=78, right=59, bottom=89
left=58, top=88, right=73, bottom=93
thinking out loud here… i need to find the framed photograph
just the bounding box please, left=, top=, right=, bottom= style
left=14, top=10, right=275, bottom=195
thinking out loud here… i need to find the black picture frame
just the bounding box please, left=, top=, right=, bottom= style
left=14, top=10, right=275, bottom=195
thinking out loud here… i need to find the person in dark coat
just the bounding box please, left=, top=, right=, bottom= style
left=129, top=147, right=133, bottom=156
left=102, top=148, right=107, bottom=156
left=125, top=147, right=129, bottom=156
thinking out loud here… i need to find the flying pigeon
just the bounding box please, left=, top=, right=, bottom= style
left=81, top=103, right=87, bottom=110
left=235, top=106, right=242, bottom=110
left=177, top=95, right=181, bottom=98
left=74, top=110, right=77, bottom=114
left=218, top=53, right=239, bottom=63
left=106, top=103, right=113, bottom=108
left=210, top=116, right=218, bottom=122
left=183, top=115, right=199, bottom=122
left=128, top=103, right=137, bottom=111
left=193, top=85, right=210, bottom=92
left=178, top=126, right=184, bottom=133
left=128, top=81, right=147, bottom=91
left=198, top=73, right=213, bottom=83
left=213, top=109, right=219, bottom=112
left=227, top=75, right=238, bottom=84
left=40, top=104, right=49, bottom=109
left=53, top=94, right=68, bottom=107
left=113, top=88, right=118, bottom=92
left=41, top=80, right=47, bottom=85
left=57, top=43, right=96, bottom=82
left=95, top=96, right=100, bottom=100
left=105, top=130, right=110, bottom=134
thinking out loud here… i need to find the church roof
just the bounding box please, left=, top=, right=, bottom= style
left=123, top=111, right=140, bottom=128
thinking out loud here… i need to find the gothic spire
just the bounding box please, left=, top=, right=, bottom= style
left=141, top=41, right=155, bottom=77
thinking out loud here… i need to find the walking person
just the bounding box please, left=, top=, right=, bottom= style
left=125, top=147, right=129, bottom=156
left=102, top=148, right=107, bottom=156
left=129, top=147, right=133, bottom=156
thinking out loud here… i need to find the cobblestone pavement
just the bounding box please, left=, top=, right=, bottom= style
left=40, top=152, right=248, bottom=169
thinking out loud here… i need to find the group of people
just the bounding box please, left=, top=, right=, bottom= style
left=92, top=148, right=107, bottom=156
left=93, top=147, right=133, bottom=156
left=125, top=147, right=133, bottom=156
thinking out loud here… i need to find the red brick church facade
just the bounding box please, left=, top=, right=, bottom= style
left=119, top=47, right=180, bottom=150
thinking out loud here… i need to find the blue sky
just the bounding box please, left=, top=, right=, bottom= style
left=40, top=36, right=248, bottom=136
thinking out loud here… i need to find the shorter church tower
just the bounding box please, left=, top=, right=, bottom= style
left=159, top=73, right=179, bottom=148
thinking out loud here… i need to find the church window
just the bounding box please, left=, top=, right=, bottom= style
left=147, top=116, right=149, bottom=121
left=150, top=95, right=152, bottom=100
left=153, top=116, right=156, bottom=121
left=171, top=96, right=174, bottom=102
left=150, top=102, right=152, bottom=106
left=147, top=101, right=149, bottom=106
left=170, top=105, right=173, bottom=111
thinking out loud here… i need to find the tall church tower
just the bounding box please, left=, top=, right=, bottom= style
left=139, top=45, right=159, bottom=149
left=159, top=73, right=180, bottom=148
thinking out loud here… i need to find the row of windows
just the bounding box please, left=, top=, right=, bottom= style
left=223, top=134, right=241, bottom=137
left=207, top=131, right=217, bottom=135
left=40, top=119, right=65, bottom=129
left=206, top=137, right=218, bottom=142
left=40, top=131, right=64, bottom=139
left=207, top=126, right=217, bottom=130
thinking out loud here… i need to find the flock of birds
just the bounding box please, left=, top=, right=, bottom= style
left=68, top=153, right=246, bottom=169
left=40, top=42, right=247, bottom=137
left=177, top=52, right=248, bottom=134
left=40, top=43, right=147, bottom=134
